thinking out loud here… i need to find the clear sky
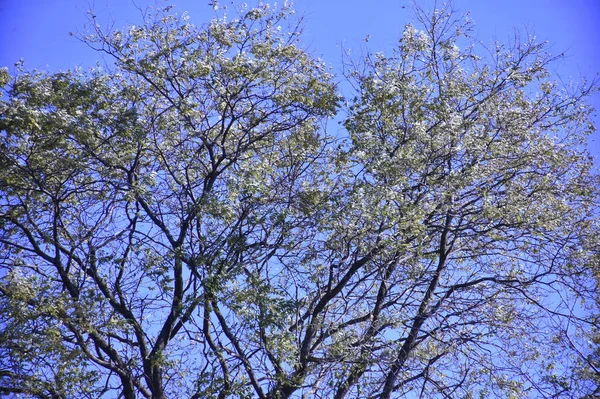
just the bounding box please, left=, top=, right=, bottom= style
left=1, top=0, right=599, bottom=161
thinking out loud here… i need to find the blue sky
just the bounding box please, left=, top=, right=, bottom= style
left=1, top=0, right=599, bottom=160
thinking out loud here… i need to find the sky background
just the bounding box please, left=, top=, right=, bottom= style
left=1, top=0, right=599, bottom=163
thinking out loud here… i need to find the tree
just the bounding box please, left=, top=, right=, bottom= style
left=571, top=244, right=600, bottom=398
left=0, top=2, right=598, bottom=398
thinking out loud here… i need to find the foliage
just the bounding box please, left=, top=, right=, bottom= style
left=0, top=2, right=598, bottom=399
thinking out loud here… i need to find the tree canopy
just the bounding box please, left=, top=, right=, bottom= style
left=0, top=3, right=599, bottom=398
